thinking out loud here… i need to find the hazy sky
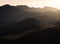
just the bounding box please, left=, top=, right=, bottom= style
left=0, top=0, right=60, bottom=9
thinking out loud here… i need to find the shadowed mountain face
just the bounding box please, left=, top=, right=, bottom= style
left=0, top=18, right=41, bottom=36
left=0, top=4, right=60, bottom=44
left=0, top=4, right=60, bottom=27
left=0, top=4, right=58, bottom=27
left=0, top=4, right=33, bottom=27
left=13, top=18, right=40, bottom=30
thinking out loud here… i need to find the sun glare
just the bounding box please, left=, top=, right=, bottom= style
left=29, top=0, right=60, bottom=9
left=49, top=0, right=60, bottom=9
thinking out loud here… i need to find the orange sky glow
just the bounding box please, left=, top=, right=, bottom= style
left=0, top=0, right=60, bottom=9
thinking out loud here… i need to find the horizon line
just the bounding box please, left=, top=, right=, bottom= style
left=0, top=4, right=60, bottom=9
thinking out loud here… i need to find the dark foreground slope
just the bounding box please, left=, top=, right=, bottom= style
left=0, top=21, right=60, bottom=44
left=0, top=26, right=60, bottom=44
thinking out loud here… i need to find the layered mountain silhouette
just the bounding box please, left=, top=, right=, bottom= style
left=0, top=4, right=60, bottom=44
left=0, top=4, right=59, bottom=27
left=0, top=4, right=32, bottom=27
left=13, top=18, right=40, bottom=30
left=0, top=18, right=40, bottom=36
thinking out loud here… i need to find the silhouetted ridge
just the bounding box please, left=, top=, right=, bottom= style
left=17, top=5, right=29, bottom=9
left=0, top=4, right=60, bottom=44
left=0, top=4, right=60, bottom=27
left=43, top=6, right=58, bottom=12
left=0, top=4, right=13, bottom=10
left=13, top=18, right=40, bottom=31
left=0, top=4, right=32, bottom=26
left=0, top=4, right=17, bottom=14
left=0, top=4, right=11, bottom=7
left=0, top=18, right=41, bottom=36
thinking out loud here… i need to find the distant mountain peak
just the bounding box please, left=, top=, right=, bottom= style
left=44, top=6, right=57, bottom=9
left=1, top=4, right=11, bottom=7
left=43, top=6, right=59, bottom=12
left=3, top=4, right=10, bottom=6
left=0, top=4, right=16, bottom=11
